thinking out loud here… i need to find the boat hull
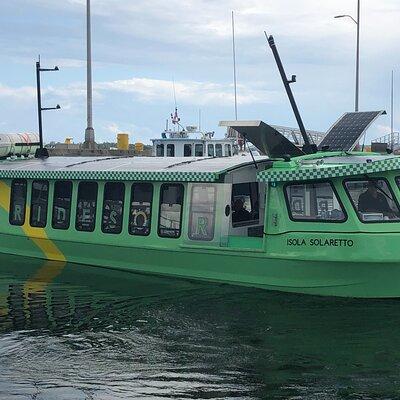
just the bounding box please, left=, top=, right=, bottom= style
left=0, top=231, right=399, bottom=298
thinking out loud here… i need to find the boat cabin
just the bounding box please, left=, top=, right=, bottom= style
left=151, top=134, right=235, bottom=158
left=152, top=111, right=236, bottom=158
left=2, top=151, right=400, bottom=249
left=0, top=155, right=270, bottom=252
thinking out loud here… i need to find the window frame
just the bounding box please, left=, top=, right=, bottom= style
left=29, top=180, right=49, bottom=228
left=75, top=181, right=98, bottom=232
left=9, top=179, right=27, bottom=226
left=194, top=143, right=204, bottom=157
left=156, top=144, right=164, bottom=157
left=129, top=182, right=153, bottom=237
left=184, top=144, right=192, bottom=157
left=344, top=177, right=400, bottom=224
left=231, top=182, right=260, bottom=228
left=284, top=180, right=348, bottom=223
left=207, top=144, right=214, bottom=157
left=167, top=143, right=175, bottom=157
left=52, top=180, right=73, bottom=230
left=215, top=143, right=222, bottom=157
left=158, top=183, right=184, bottom=239
left=101, top=182, right=125, bottom=235
left=188, top=184, right=217, bottom=241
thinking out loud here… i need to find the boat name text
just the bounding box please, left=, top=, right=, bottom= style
left=286, top=238, right=354, bottom=247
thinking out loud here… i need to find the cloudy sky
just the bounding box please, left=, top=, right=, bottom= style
left=0, top=0, right=399, bottom=144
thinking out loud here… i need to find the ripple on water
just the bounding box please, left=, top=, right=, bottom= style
left=1, top=256, right=400, bottom=399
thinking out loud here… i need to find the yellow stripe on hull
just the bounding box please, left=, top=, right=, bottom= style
left=0, top=180, right=66, bottom=262
left=24, top=260, right=67, bottom=295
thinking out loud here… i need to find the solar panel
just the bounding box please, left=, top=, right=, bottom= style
left=318, top=111, right=386, bottom=152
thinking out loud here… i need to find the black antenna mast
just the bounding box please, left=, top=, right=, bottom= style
left=264, top=32, right=317, bottom=154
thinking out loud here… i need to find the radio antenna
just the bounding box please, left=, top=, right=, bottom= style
left=264, top=32, right=317, bottom=154
left=172, top=78, right=177, bottom=109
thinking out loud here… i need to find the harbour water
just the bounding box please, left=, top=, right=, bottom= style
left=0, top=254, right=400, bottom=399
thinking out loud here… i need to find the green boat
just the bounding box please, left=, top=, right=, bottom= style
left=2, top=126, right=400, bottom=299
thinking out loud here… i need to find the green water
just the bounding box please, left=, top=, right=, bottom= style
left=0, top=254, right=400, bottom=399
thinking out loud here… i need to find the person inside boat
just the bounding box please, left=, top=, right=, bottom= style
left=358, top=181, right=394, bottom=216
left=232, top=198, right=251, bottom=223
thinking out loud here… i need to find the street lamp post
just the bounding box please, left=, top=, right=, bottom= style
left=83, top=0, right=95, bottom=150
left=335, top=0, right=360, bottom=112
left=36, top=57, right=61, bottom=159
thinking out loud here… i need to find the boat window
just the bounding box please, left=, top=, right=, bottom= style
left=285, top=182, right=346, bottom=222
left=345, top=179, right=400, bottom=222
left=215, top=144, right=222, bottom=157
left=195, top=144, right=203, bottom=157
left=232, top=182, right=259, bottom=227
left=9, top=179, right=27, bottom=226
left=76, top=182, right=98, bottom=232
left=189, top=185, right=216, bottom=241
left=208, top=144, right=214, bottom=157
left=184, top=144, right=192, bottom=157
left=158, top=184, right=184, bottom=238
left=167, top=144, right=175, bottom=157
left=102, top=182, right=125, bottom=234
left=156, top=144, right=164, bottom=157
left=224, top=144, right=232, bottom=157
left=52, top=181, right=73, bottom=230
left=129, top=183, right=153, bottom=236
left=30, top=180, right=49, bottom=228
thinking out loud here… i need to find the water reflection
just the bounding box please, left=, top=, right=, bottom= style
left=1, top=254, right=400, bottom=399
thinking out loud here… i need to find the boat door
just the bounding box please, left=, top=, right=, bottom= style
left=184, top=183, right=231, bottom=246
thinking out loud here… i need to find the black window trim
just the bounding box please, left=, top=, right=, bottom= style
left=75, top=181, right=98, bottom=232
left=195, top=143, right=204, bottom=157
left=231, top=182, right=260, bottom=228
left=156, top=143, right=164, bottom=157
left=52, top=180, right=73, bottom=230
left=343, top=176, right=400, bottom=224
left=29, top=179, right=49, bottom=228
left=101, top=181, right=125, bottom=235
left=158, top=183, right=184, bottom=239
left=184, top=143, right=192, bottom=157
left=129, top=182, right=153, bottom=237
left=167, top=143, right=175, bottom=157
left=284, top=180, right=348, bottom=223
left=207, top=143, right=214, bottom=157
left=9, top=178, right=27, bottom=226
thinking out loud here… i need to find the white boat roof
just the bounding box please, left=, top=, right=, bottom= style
left=0, top=155, right=270, bottom=182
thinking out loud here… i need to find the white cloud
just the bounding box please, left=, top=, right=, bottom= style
left=0, top=84, right=36, bottom=102
left=96, top=77, right=277, bottom=106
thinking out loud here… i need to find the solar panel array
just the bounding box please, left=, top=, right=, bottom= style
left=318, top=111, right=384, bottom=152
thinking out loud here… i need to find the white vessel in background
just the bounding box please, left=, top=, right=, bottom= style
left=151, top=108, right=237, bottom=158
left=0, top=133, right=40, bottom=159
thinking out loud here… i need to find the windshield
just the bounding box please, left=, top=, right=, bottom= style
left=344, top=179, right=400, bottom=222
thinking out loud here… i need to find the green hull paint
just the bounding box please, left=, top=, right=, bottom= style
left=1, top=231, right=400, bottom=298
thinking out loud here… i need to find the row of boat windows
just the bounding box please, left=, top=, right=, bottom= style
left=9, top=180, right=185, bottom=238
left=285, top=178, right=400, bottom=223
left=156, top=143, right=232, bottom=157
left=9, top=177, right=399, bottom=238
